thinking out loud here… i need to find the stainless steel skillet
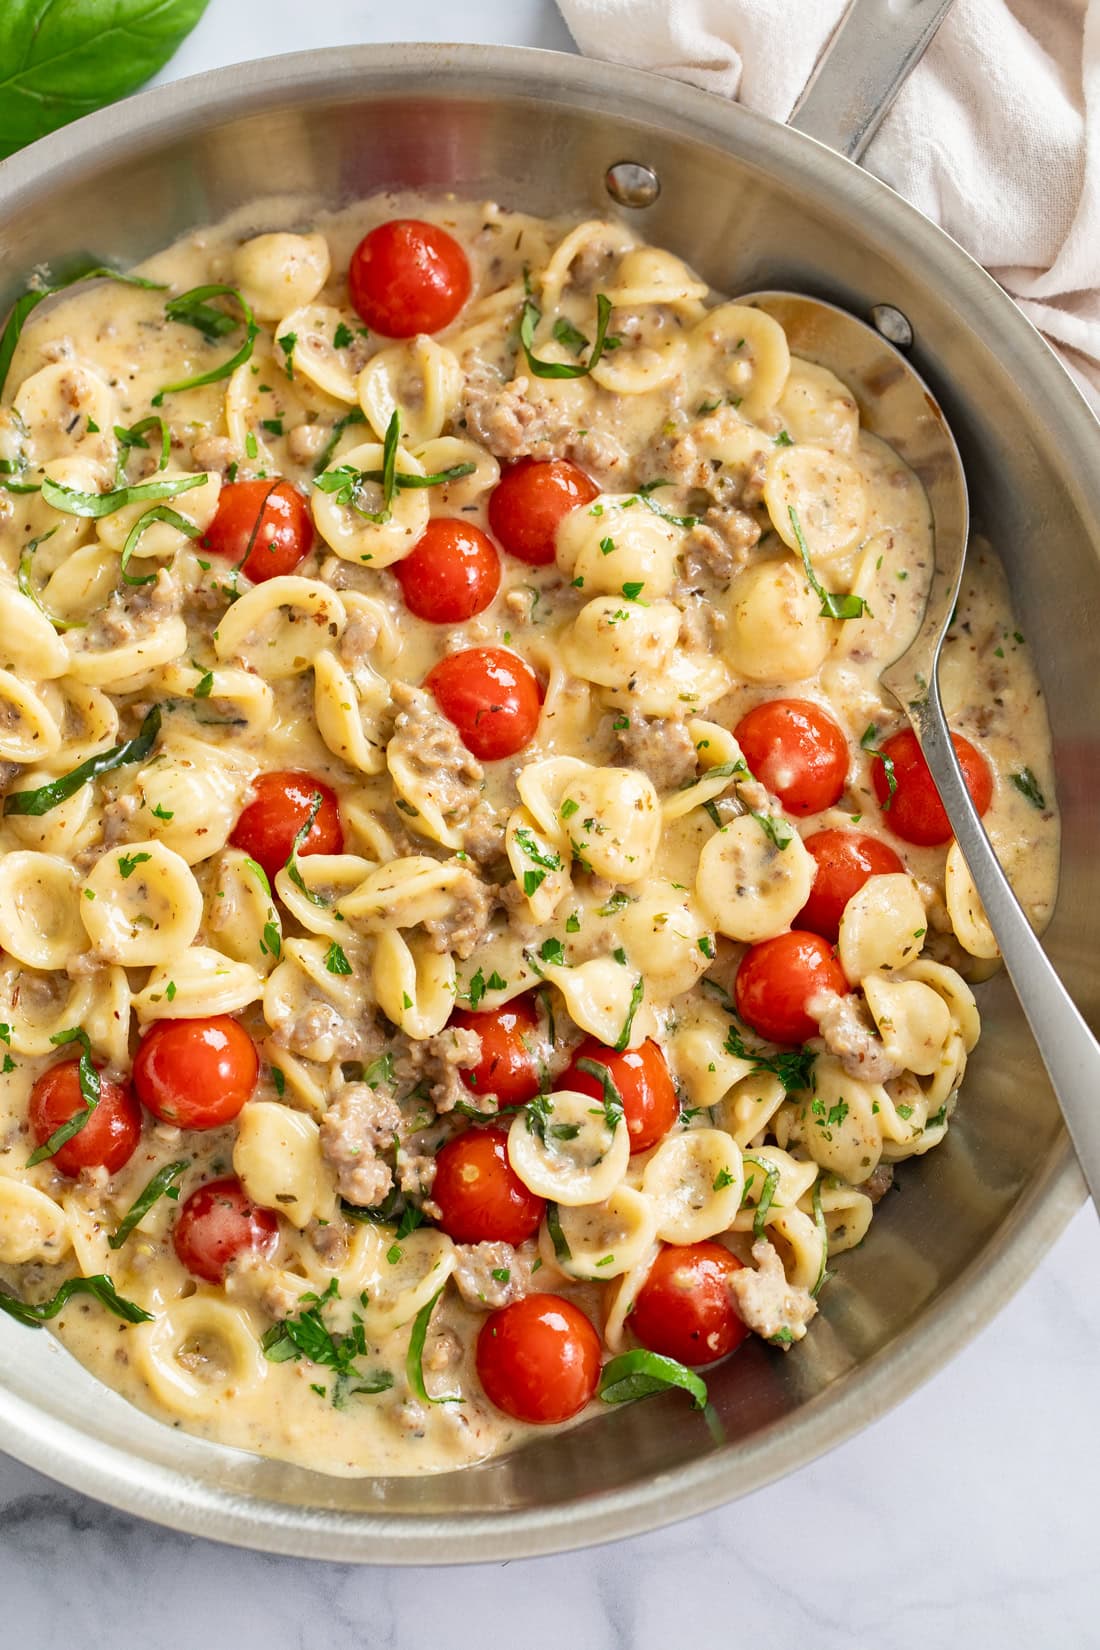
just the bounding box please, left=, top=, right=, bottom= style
left=0, top=7, right=1096, bottom=1564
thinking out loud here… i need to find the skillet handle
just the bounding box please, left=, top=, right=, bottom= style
left=789, top=0, right=958, bottom=161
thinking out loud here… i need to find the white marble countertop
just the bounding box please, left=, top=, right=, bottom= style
left=2, top=3, right=1098, bottom=1643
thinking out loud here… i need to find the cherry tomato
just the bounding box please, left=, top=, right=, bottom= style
left=27, top=1059, right=141, bottom=1178
left=487, top=457, right=600, bottom=567
left=871, top=727, right=993, bottom=846
left=451, top=994, right=542, bottom=1107
left=172, top=1177, right=279, bottom=1284
left=476, top=1294, right=601, bottom=1423
left=432, top=1127, right=546, bottom=1246
left=798, top=828, right=906, bottom=942
left=348, top=218, right=471, bottom=337
left=559, top=1037, right=678, bottom=1155
left=202, top=478, right=313, bottom=582
left=133, top=1016, right=259, bottom=1130
left=735, top=698, right=849, bottom=816
left=395, top=518, right=500, bottom=622
left=735, top=930, right=849, bottom=1046
left=425, top=646, right=541, bottom=761
left=631, top=1242, right=747, bottom=1367
left=229, top=770, right=343, bottom=882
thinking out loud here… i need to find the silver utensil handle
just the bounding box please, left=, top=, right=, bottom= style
left=909, top=689, right=1100, bottom=1209
left=789, top=0, right=958, bottom=161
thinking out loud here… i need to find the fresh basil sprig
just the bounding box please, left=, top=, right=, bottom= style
left=153, top=283, right=258, bottom=406
left=598, top=1349, right=709, bottom=1410
left=41, top=470, right=206, bottom=519
left=405, top=1286, right=461, bottom=1405
left=787, top=505, right=867, bottom=621
left=4, top=703, right=162, bottom=817
left=25, top=1028, right=101, bottom=1166
left=120, top=505, right=202, bottom=585
left=0, top=1273, right=153, bottom=1328
left=109, top=1160, right=189, bottom=1249
left=519, top=293, right=617, bottom=380
left=0, top=262, right=166, bottom=394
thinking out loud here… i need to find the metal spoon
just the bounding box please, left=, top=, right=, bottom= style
left=746, top=290, right=1100, bottom=1206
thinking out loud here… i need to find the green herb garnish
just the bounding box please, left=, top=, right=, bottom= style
left=109, top=1160, right=189, bottom=1249
left=153, top=283, right=258, bottom=404
left=519, top=292, right=617, bottom=379
left=788, top=505, right=867, bottom=620
left=598, top=1349, right=708, bottom=1409
left=5, top=702, right=162, bottom=818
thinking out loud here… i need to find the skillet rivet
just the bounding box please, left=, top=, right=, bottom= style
left=605, top=162, right=660, bottom=208
left=870, top=304, right=914, bottom=349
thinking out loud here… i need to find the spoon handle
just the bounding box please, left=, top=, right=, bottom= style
left=906, top=688, right=1100, bottom=1209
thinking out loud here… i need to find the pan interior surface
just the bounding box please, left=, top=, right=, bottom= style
left=0, top=45, right=1093, bottom=1561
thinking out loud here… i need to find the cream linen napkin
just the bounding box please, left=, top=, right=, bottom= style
left=555, top=0, right=1100, bottom=409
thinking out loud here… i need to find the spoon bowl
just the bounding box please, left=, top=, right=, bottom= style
left=745, top=290, right=1100, bottom=1208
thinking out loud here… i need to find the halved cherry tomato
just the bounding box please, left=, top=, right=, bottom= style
left=432, top=1127, right=546, bottom=1246
left=476, top=1294, right=601, bottom=1423
left=735, top=930, right=849, bottom=1046
left=871, top=727, right=992, bottom=846
left=348, top=219, right=471, bottom=337
left=487, top=457, right=599, bottom=566
left=631, top=1242, right=747, bottom=1366
left=425, top=646, right=541, bottom=760
left=229, top=770, right=343, bottom=882
left=202, top=478, right=313, bottom=582
left=172, top=1177, right=278, bottom=1284
left=735, top=698, right=849, bottom=816
left=133, top=1016, right=259, bottom=1130
left=28, top=1059, right=141, bottom=1178
left=452, top=994, right=542, bottom=1107
left=798, top=828, right=906, bottom=942
left=395, top=518, right=500, bottom=622
left=559, top=1036, right=678, bottom=1155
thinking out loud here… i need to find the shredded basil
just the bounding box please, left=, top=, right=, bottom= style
left=788, top=505, right=867, bottom=620
left=314, top=407, right=367, bottom=474
left=119, top=504, right=202, bottom=585
left=113, top=414, right=171, bottom=482
left=40, top=470, right=207, bottom=520
left=0, top=1273, right=153, bottom=1328
left=5, top=703, right=161, bottom=817
left=635, top=480, right=698, bottom=529
left=17, top=527, right=84, bottom=633
left=546, top=1201, right=572, bottom=1261
left=519, top=292, right=617, bottom=379
left=1011, top=767, right=1046, bottom=810
left=313, top=410, right=401, bottom=523
left=860, top=722, right=897, bottom=807
left=575, top=1056, right=626, bottom=1132
left=612, top=973, right=644, bottom=1054
left=26, top=1028, right=101, bottom=1166
left=108, top=1160, right=189, bottom=1249
left=742, top=1155, right=781, bottom=1240
left=152, top=283, right=258, bottom=404
left=750, top=811, right=794, bottom=851
left=811, top=1178, right=831, bottom=1297
left=405, top=1286, right=461, bottom=1404
left=598, top=1349, right=708, bottom=1410
left=284, top=791, right=328, bottom=906
left=260, top=1277, right=393, bottom=1407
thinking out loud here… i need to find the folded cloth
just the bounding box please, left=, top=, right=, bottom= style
left=556, top=0, right=1100, bottom=409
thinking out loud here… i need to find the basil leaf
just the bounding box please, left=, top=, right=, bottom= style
left=787, top=505, right=867, bottom=621
left=284, top=791, right=328, bottom=906
left=0, top=263, right=166, bottom=395
left=742, top=1155, right=781, bottom=1241
left=721, top=1015, right=815, bottom=1092
left=575, top=1056, right=625, bottom=1132
left=108, top=1160, right=189, bottom=1249
left=114, top=415, right=171, bottom=483
left=811, top=1178, right=831, bottom=1297
left=1011, top=767, right=1047, bottom=810
left=153, top=283, right=258, bottom=405
left=313, top=411, right=401, bottom=524
left=0, top=1, right=211, bottom=160
left=405, top=1286, right=461, bottom=1404
left=750, top=811, right=793, bottom=851
left=25, top=1027, right=101, bottom=1167
left=17, top=527, right=83, bottom=633
left=598, top=1349, right=708, bottom=1410
left=314, top=407, right=367, bottom=474
left=546, top=1201, right=572, bottom=1262
left=120, top=504, right=201, bottom=585
left=519, top=293, right=616, bottom=379
left=356, top=461, right=477, bottom=491
left=613, top=973, right=644, bottom=1054
left=0, top=1272, right=153, bottom=1328
left=635, top=481, right=697, bottom=530
left=5, top=703, right=161, bottom=816
left=860, top=722, right=897, bottom=807
left=41, top=470, right=206, bottom=520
